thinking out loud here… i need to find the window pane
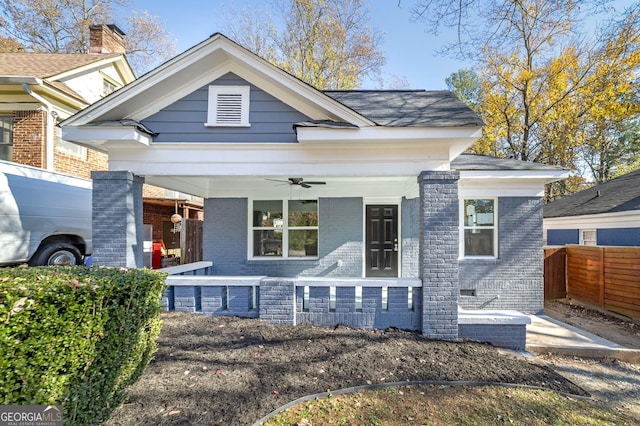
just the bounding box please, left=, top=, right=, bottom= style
left=464, top=229, right=494, bottom=256
left=0, top=116, right=13, bottom=161
left=253, top=230, right=282, bottom=256
left=288, top=200, right=318, bottom=226
left=253, top=200, right=283, bottom=227
left=464, top=199, right=494, bottom=227
left=288, top=229, right=318, bottom=257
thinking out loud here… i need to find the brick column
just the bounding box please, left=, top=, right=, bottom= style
left=91, top=171, right=145, bottom=268
left=259, top=279, right=296, bottom=325
left=419, top=171, right=460, bottom=340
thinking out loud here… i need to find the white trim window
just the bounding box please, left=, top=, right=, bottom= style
left=461, top=198, right=498, bottom=258
left=251, top=199, right=318, bottom=258
left=206, top=85, right=250, bottom=127
left=0, top=114, right=13, bottom=161
left=580, top=229, right=597, bottom=246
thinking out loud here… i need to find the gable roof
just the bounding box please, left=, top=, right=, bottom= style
left=62, top=33, right=375, bottom=127
left=325, top=90, right=483, bottom=127
left=0, top=52, right=133, bottom=103
left=544, top=169, right=640, bottom=218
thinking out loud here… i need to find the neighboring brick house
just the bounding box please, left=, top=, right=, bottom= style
left=0, top=24, right=134, bottom=179
left=0, top=25, right=203, bottom=260
left=62, top=33, right=568, bottom=348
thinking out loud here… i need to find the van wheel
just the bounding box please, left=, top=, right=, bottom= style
left=29, top=243, right=83, bottom=266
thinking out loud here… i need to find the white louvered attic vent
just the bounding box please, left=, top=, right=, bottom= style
left=205, top=85, right=250, bottom=127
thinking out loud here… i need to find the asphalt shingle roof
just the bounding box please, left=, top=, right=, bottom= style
left=0, top=52, right=121, bottom=102
left=543, top=169, right=640, bottom=218
left=324, top=90, right=483, bottom=127
left=452, top=153, right=567, bottom=171
left=0, top=52, right=120, bottom=78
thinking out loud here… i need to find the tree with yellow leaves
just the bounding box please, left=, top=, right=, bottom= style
left=424, top=0, right=640, bottom=197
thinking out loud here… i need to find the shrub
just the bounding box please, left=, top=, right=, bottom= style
left=0, top=266, right=166, bottom=425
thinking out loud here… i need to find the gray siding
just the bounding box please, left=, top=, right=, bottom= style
left=142, top=73, right=310, bottom=143
left=459, top=197, right=544, bottom=314
left=203, top=197, right=363, bottom=277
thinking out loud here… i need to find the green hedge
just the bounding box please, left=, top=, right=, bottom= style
left=0, top=266, right=166, bottom=425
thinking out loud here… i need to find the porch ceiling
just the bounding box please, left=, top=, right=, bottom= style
left=142, top=175, right=420, bottom=200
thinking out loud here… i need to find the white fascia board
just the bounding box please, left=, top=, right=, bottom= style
left=62, top=126, right=152, bottom=152
left=544, top=210, right=640, bottom=230
left=460, top=169, right=569, bottom=183
left=106, top=143, right=451, bottom=180
left=296, top=126, right=482, bottom=144
left=459, top=170, right=568, bottom=197
left=459, top=178, right=546, bottom=197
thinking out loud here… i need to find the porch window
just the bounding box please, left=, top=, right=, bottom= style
left=251, top=199, right=318, bottom=258
left=461, top=198, right=497, bottom=258
left=205, top=85, right=250, bottom=127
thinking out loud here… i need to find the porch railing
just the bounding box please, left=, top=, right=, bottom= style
left=162, top=272, right=423, bottom=330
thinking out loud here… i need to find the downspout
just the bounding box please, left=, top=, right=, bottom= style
left=21, top=82, right=55, bottom=171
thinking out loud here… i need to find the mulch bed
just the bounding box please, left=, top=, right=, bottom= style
left=105, top=312, right=587, bottom=425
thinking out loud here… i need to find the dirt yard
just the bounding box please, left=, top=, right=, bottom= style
left=105, top=310, right=590, bottom=426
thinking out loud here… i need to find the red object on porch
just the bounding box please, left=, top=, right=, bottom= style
left=152, top=242, right=163, bottom=269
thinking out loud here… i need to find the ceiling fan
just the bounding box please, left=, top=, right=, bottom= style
left=266, top=177, right=326, bottom=188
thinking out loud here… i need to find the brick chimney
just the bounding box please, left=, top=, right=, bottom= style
left=89, top=24, right=126, bottom=54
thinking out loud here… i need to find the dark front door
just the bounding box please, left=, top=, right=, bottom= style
left=366, top=205, right=398, bottom=277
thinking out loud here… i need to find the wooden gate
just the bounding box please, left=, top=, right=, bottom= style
left=544, top=247, right=566, bottom=300
left=180, top=218, right=203, bottom=264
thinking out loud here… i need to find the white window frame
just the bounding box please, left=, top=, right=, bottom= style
left=580, top=229, right=597, bottom=246
left=205, top=85, right=250, bottom=127
left=0, top=114, right=13, bottom=161
left=459, top=197, right=498, bottom=259
left=249, top=199, right=319, bottom=260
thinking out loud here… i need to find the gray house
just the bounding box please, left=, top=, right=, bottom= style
left=544, top=169, right=640, bottom=246
left=61, top=34, right=567, bottom=348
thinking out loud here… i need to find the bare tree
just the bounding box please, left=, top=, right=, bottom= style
left=222, top=0, right=385, bottom=90
left=0, top=0, right=176, bottom=74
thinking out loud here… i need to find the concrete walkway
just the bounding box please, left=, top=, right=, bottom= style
left=525, top=314, right=640, bottom=363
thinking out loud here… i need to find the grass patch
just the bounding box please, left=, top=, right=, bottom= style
left=264, top=385, right=634, bottom=425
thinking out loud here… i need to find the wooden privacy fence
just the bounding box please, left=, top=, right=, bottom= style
left=565, top=245, right=640, bottom=319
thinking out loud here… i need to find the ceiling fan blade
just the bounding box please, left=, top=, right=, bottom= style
left=300, top=183, right=312, bottom=188
left=265, top=178, right=290, bottom=183
left=304, top=181, right=326, bottom=185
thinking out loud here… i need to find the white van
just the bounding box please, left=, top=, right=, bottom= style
left=0, top=160, right=92, bottom=266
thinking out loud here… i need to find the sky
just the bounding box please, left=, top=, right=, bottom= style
left=132, top=0, right=471, bottom=90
